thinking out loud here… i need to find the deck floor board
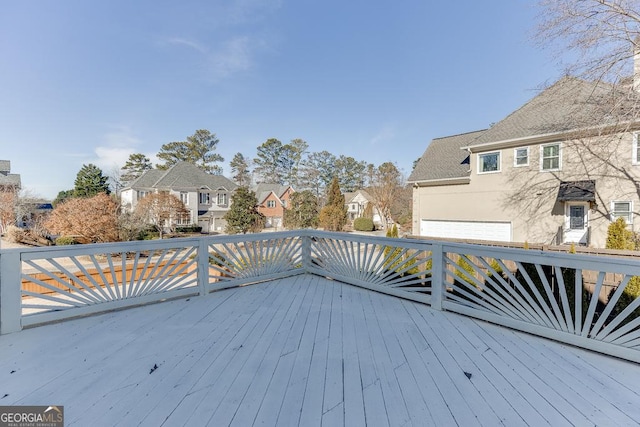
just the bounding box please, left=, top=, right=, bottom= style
left=1, top=275, right=639, bottom=426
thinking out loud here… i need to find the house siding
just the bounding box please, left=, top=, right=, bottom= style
left=413, top=132, right=640, bottom=248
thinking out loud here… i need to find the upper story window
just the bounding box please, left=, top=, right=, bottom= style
left=217, top=193, right=227, bottom=205
left=179, top=192, right=188, bottom=204
left=541, top=143, right=561, bottom=171
left=478, top=152, right=501, bottom=174
left=633, top=133, right=640, bottom=165
left=199, top=192, right=210, bottom=204
left=611, top=201, right=633, bottom=224
left=514, top=147, right=529, bottom=167
left=267, top=200, right=276, bottom=208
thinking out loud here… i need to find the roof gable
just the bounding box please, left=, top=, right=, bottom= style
left=128, top=162, right=238, bottom=192
left=469, top=77, right=639, bottom=147
left=408, top=130, right=485, bottom=183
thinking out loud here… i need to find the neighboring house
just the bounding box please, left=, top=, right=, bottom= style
left=253, top=184, right=294, bottom=228
left=0, top=160, right=22, bottom=232
left=0, top=160, right=21, bottom=192
left=408, top=76, right=640, bottom=248
left=344, top=190, right=383, bottom=227
left=121, top=162, right=237, bottom=233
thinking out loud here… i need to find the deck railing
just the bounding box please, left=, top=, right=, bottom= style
left=1, top=230, right=640, bottom=363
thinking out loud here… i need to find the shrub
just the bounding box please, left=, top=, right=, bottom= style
left=175, top=225, right=203, bottom=233
left=55, top=236, right=80, bottom=245
left=606, top=217, right=635, bottom=250
left=353, top=217, right=375, bottom=231
left=6, top=225, right=27, bottom=243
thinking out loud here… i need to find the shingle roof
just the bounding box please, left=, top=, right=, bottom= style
left=252, top=183, right=291, bottom=204
left=127, top=162, right=237, bottom=191
left=408, top=130, right=485, bottom=183
left=469, top=76, right=639, bottom=146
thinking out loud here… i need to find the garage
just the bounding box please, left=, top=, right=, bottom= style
left=420, top=219, right=512, bottom=242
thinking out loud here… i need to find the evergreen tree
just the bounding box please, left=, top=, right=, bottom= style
left=318, top=177, right=347, bottom=231
left=121, top=153, right=152, bottom=185
left=224, top=187, right=265, bottom=234
left=284, top=190, right=318, bottom=229
left=229, top=153, right=252, bottom=186
left=74, top=164, right=110, bottom=197
left=253, top=138, right=284, bottom=184
left=157, top=129, right=224, bottom=174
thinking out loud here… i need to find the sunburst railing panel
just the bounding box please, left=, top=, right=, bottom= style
left=440, top=242, right=640, bottom=361
left=205, top=232, right=304, bottom=290
left=18, top=240, right=200, bottom=326
left=306, top=231, right=433, bottom=304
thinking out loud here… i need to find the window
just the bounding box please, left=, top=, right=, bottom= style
left=217, top=193, right=227, bottom=205
left=478, top=152, right=500, bottom=173
left=633, top=133, right=640, bottom=164
left=541, top=143, right=561, bottom=171
left=569, top=205, right=585, bottom=229
left=267, top=200, right=276, bottom=208
left=514, top=147, right=529, bottom=167
left=199, top=192, right=210, bottom=204
left=176, top=212, right=191, bottom=225
left=179, top=192, right=188, bottom=204
left=136, top=190, right=149, bottom=200
left=611, top=201, right=633, bottom=224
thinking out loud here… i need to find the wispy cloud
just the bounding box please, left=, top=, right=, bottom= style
left=93, top=126, right=144, bottom=171
left=369, top=124, right=396, bottom=146
left=163, top=34, right=261, bottom=82
left=165, top=37, right=208, bottom=54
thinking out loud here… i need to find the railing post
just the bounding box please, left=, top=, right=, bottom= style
left=197, top=239, right=209, bottom=296
left=301, top=234, right=312, bottom=273
left=0, top=251, right=22, bottom=334
left=430, top=243, right=444, bottom=311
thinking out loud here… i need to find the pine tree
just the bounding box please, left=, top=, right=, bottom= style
left=318, top=177, right=347, bottom=231
left=121, top=153, right=152, bottom=184
left=74, top=164, right=110, bottom=197
left=284, top=190, right=318, bottom=229
left=157, top=129, right=224, bottom=174
left=224, top=187, right=265, bottom=234
left=229, top=153, right=252, bottom=186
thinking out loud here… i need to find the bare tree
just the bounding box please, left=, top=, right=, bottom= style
left=367, top=162, right=403, bottom=230
left=45, top=193, right=120, bottom=243
left=134, top=192, right=188, bottom=239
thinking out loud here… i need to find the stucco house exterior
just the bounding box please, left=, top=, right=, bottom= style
left=409, top=76, right=640, bottom=248
left=253, top=184, right=294, bottom=228
left=121, top=162, right=237, bottom=233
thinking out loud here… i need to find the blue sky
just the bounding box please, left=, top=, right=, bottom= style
left=1, top=0, right=560, bottom=199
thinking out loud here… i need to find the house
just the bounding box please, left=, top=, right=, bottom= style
left=120, top=162, right=237, bottom=233
left=253, top=184, right=294, bottom=228
left=0, top=160, right=21, bottom=192
left=0, top=160, right=22, bottom=232
left=344, top=190, right=383, bottom=227
left=409, top=76, right=640, bottom=248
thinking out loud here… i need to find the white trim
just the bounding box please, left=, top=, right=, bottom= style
left=513, top=146, right=529, bottom=167
left=477, top=151, right=501, bottom=174
left=540, top=142, right=562, bottom=172
left=611, top=200, right=633, bottom=224
left=633, top=132, right=640, bottom=165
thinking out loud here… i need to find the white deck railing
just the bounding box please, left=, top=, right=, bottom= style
left=1, top=230, right=640, bottom=363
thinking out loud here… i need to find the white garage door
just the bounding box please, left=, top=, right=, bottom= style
left=420, top=219, right=511, bottom=242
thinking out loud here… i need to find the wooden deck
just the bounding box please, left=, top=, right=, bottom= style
left=1, top=275, right=639, bottom=426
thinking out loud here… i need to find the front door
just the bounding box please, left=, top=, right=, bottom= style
left=564, top=203, right=588, bottom=244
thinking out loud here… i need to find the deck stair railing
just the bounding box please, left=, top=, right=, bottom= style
left=1, top=230, right=640, bottom=363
